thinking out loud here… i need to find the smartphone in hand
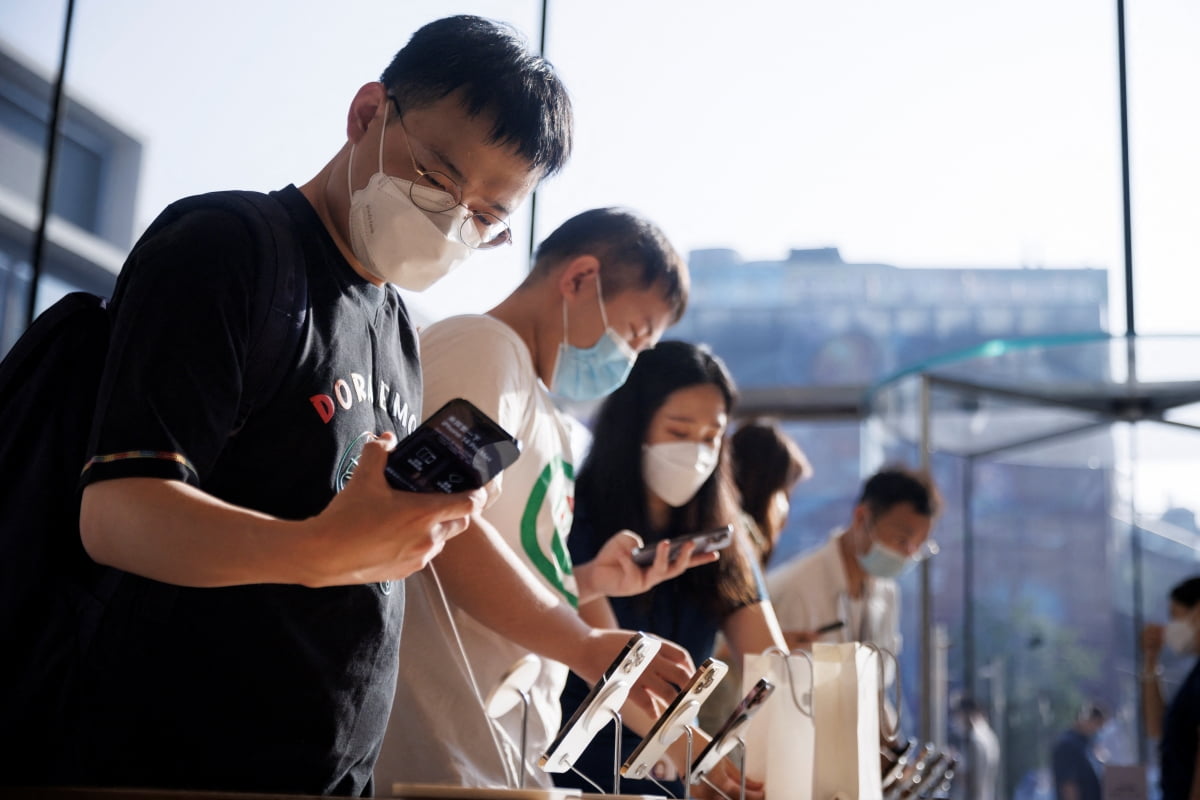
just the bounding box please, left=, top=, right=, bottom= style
left=383, top=398, right=521, bottom=493
left=622, top=658, right=729, bottom=780
left=630, top=524, right=734, bottom=567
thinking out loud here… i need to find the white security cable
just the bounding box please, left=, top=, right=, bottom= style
left=424, top=562, right=529, bottom=788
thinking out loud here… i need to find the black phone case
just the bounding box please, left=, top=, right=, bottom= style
left=631, top=524, right=734, bottom=566
left=383, top=398, right=521, bottom=493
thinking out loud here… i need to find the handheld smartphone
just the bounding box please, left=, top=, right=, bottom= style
left=688, top=678, right=776, bottom=785
left=538, top=632, right=663, bottom=774
left=630, top=524, right=735, bottom=567
left=621, top=658, right=729, bottom=780
left=383, top=397, right=521, bottom=494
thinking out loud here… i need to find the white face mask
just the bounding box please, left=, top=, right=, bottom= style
left=642, top=441, right=719, bottom=507
left=1165, top=616, right=1198, bottom=655
left=346, top=101, right=472, bottom=290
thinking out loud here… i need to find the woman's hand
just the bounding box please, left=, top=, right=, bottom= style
left=574, top=530, right=719, bottom=604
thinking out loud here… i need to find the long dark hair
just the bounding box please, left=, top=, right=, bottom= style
left=729, top=417, right=811, bottom=565
left=575, top=340, right=757, bottom=614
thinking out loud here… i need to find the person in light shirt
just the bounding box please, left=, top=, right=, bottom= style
left=766, top=466, right=940, bottom=657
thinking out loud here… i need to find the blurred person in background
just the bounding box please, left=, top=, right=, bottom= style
left=766, top=466, right=940, bottom=656
left=1142, top=575, right=1200, bottom=800
left=728, top=416, right=813, bottom=568
left=1051, top=702, right=1106, bottom=800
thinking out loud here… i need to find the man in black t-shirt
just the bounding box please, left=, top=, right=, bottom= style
left=23, top=15, right=579, bottom=797
left=1051, top=703, right=1106, bottom=800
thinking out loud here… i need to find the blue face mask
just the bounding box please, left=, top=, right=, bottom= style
left=858, top=539, right=914, bottom=579
left=551, top=275, right=637, bottom=402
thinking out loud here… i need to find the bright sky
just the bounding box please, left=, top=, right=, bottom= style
left=2, top=0, right=1197, bottom=333
left=2, top=0, right=1199, bottom=516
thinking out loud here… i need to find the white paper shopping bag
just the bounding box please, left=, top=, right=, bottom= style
left=740, top=648, right=816, bottom=800
left=811, top=642, right=883, bottom=800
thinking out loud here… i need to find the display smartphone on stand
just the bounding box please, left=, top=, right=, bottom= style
left=688, top=678, right=776, bottom=786
left=630, top=524, right=734, bottom=567
left=539, top=632, right=662, bottom=775
left=621, top=658, right=729, bottom=781
left=384, top=398, right=521, bottom=493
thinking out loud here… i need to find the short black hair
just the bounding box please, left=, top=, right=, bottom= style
left=1170, top=576, right=1200, bottom=609
left=381, top=15, right=572, bottom=176
left=858, top=465, right=941, bottom=518
left=530, top=207, right=689, bottom=323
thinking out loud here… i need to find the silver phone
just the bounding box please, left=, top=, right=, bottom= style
left=621, top=657, right=728, bottom=780
left=538, top=632, right=662, bottom=774
left=688, top=678, right=775, bottom=784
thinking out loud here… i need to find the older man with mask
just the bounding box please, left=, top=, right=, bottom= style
left=766, top=466, right=940, bottom=658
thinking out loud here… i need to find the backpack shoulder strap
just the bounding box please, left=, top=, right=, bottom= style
left=0, top=292, right=107, bottom=395
left=153, top=190, right=309, bottom=428
left=222, top=190, right=309, bottom=426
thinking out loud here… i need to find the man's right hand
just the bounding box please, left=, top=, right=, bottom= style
left=297, top=432, right=486, bottom=586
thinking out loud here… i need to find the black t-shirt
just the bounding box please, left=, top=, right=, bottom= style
left=1161, top=659, right=1200, bottom=800
left=70, top=186, right=421, bottom=796
left=1051, top=729, right=1101, bottom=800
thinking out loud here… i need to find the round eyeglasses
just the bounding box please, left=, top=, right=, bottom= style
left=389, top=95, right=512, bottom=250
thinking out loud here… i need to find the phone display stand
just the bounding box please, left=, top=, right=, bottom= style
left=392, top=655, right=578, bottom=799
left=484, top=654, right=544, bottom=789
left=623, top=699, right=701, bottom=799
left=573, top=678, right=632, bottom=794
left=541, top=635, right=668, bottom=800
left=690, top=736, right=747, bottom=800
left=570, top=699, right=674, bottom=800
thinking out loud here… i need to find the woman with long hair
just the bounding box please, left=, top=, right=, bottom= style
left=729, top=416, right=812, bottom=567
left=554, top=340, right=785, bottom=799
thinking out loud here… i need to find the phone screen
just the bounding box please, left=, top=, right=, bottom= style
left=383, top=398, right=521, bottom=493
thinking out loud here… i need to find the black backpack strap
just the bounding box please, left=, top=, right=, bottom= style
left=219, top=191, right=309, bottom=429
left=149, top=190, right=308, bottom=430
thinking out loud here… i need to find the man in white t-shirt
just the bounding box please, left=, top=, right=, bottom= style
left=766, top=466, right=940, bottom=659
left=376, top=208, right=706, bottom=789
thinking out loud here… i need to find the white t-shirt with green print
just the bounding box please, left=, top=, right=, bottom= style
left=377, top=314, right=577, bottom=790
